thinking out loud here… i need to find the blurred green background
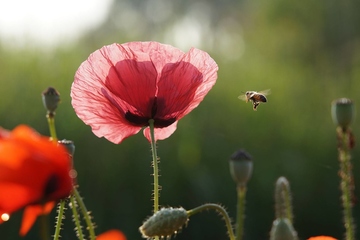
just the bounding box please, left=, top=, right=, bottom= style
left=1, top=0, right=360, bottom=239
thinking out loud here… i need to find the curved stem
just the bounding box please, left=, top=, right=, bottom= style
left=187, top=203, right=235, bottom=240
left=70, top=195, right=84, bottom=240
left=73, top=187, right=96, bottom=240
left=235, top=186, right=246, bottom=240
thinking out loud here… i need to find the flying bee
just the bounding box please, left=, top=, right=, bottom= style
left=238, top=89, right=271, bottom=111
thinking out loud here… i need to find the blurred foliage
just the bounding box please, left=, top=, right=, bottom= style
left=0, top=0, right=360, bottom=239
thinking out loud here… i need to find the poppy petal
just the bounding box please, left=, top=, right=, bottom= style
left=146, top=41, right=187, bottom=74
left=0, top=127, right=10, bottom=138
left=156, top=47, right=218, bottom=119
left=71, top=43, right=159, bottom=144
left=176, top=47, right=218, bottom=117
left=19, top=202, right=54, bottom=236
left=143, top=121, right=178, bottom=142
left=0, top=183, right=42, bottom=215
left=308, top=236, right=337, bottom=240
left=71, top=42, right=218, bottom=143
left=0, top=125, right=72, bottom=201
left=97, top=229, right=127, bottom=240
left=0, top=125, right=72, bottom=235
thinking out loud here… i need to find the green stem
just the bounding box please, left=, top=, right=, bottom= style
left=235, top=186, right=246, bottom=240
left=46, top=111, right=65, bottom=240
left=39, top=214, right=50, bottom=240
left=70, top=195, right=84, bottom=240
left=47, top=113, right=58, bottom=142
left=148, top=120, right=160, bottom=213
left=53, top=200, right=66, bottom=240
left=148, top=120, right=160, bottom=240
left=73, top=187, right=96, bottom=240
left=337, top=127, right=355, bottom=240
left=187, top=203, right=235, bottom=240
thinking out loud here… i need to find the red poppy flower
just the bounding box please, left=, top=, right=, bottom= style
left=308, top=236, right=337, bottom=240
left=0, top=125, right=73, bottom=235
left=97, top=229, right=127, bottom=240
left=71, top=41, right=218, bottom=144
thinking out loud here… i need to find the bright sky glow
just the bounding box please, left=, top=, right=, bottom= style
left=0, top=0, right=113, bottom=47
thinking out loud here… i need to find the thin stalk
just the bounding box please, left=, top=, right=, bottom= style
left=46, top=113, right=66, bottom=240
left=39, top=214, right=50, bottom=240
left=187, top=203, right=235, bottom=240
left=53, top=200, right=66, bottom=240
left=70, top=195, right=84, bottom=240
left=73, top=187, right=96, bottom=240
left=148, top=119, right=160, bottom=240
left=235, top=186, right=246, bottom=240
left=47, top=113, right=58, bottom=142
left=337, top=127, right=355, bottom=240
left=148, top=120, right=160, bottom=213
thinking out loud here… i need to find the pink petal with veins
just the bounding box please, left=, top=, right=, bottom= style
left=71, top=42, right=218, bottom=144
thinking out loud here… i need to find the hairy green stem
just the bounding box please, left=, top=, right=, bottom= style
left=148, top=120, right=160, bottom=240
left=187, top=203, right=235, bottom=240
left=337, top=127, right=355, bottom=240
left=70, top=195, right=84, bottom=240
left=148, top=119, right=160, bottom=213
left=73, top=187, right=96, bottom=240
left=235, top=186, right=246, bottom=240
left=53, top=200, right=66, bottom=240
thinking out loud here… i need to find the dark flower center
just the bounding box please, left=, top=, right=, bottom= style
left=125, top=97, right=176, bottom=128
left=44, top=174, right=59, bottom=197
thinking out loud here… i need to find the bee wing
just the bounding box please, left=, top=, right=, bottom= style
left=238, top=94, right=248, bottom=101
left=258, top=89, right=271, bottom=96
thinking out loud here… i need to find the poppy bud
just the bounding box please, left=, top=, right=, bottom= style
left=139, top=207, right=189, bottom=239
left=270, top=218, right=298, bottom=240
left=229, top=149, right=253, bottom=187
left=274, top=177, right=293, bottom=222
left=42, top=87, right=61, bottom=115
left=331, top=98, right=355, bottom=130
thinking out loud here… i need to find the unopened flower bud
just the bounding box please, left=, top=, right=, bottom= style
left=275, top=177, right=293, bottom=222
left=42, top=87, right=61, bottom=114
left=331, top=98, right=355, bottom=130
left=229, top=149, right=253, bottom=187
left=139, top=207, right=189, bottom=239
left=270, top=218, right=298, bottom=240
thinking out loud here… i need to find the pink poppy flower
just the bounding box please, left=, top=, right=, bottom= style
left=71, top=42, right=218, bottom=144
